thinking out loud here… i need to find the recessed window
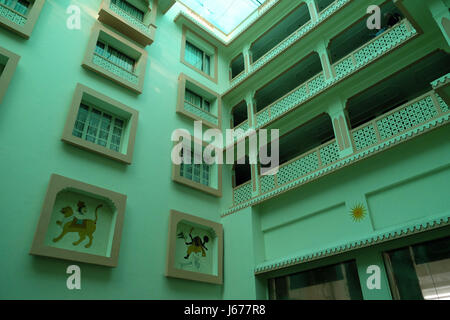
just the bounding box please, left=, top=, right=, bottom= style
left=0, top=46, right=20, bottom=104
left=95, top=40, right=136, bottom=73
left=62, top=83, right=139, bottom=164
left=185, top=89, right=211, bottom=113
left=176, top=73, right=221, bottom=129
left=180, top=27, right=218, bottom=83
left=111, top=0, right=144, bottom=21
left=172, top=134, right=222, bottom=197
left=0, top=0, right=44, bottom=39
left=185, top=41, right=211, bottom=75
left=72, top=104, right=125, bottom=153
left=82, top=22, right=148, bottom=94
left=180, top=150, right=211, bottom=187
left=0, top=0, right=30, bottom=15
left=98, top=0, right=157, bottom=46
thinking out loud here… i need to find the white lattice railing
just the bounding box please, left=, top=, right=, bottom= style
left=257, top=139, right=340, bottom=198
left=92, top=53, right=139, bottom=84
left=351, top=91, right=446, bottom=151
left=230, top=90, right=449, bottom=208
left=109, top=2, right=152, bottom=35
left=252, top=19, right=417, bottom=129
left=183, top=101, right=218, bottom=126
left=233, top=181, right=253, bottom=205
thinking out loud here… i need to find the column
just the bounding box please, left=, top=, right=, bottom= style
left=245, top=92, right=260, bottom=197
left=429, top=0, right=450, bottom=47
left=316, top=39, right=334, bottom=82
left=222, top=206, right=266, bottom=299
left=356, top=249, right=393, bottom=300
left=305, top=0, right=319, bottom=24
left=328, top=99, right=354, bottom=158
left=243, top=44, right=252, bottom=73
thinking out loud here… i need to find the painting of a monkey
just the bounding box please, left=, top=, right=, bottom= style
left=177, top=227, right=209, bottom=259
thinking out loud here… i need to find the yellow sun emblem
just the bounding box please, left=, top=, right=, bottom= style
left=350, top=203, right=367, bottom=222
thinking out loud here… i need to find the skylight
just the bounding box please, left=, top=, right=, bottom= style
left=179, top=0, right=263, bottom=34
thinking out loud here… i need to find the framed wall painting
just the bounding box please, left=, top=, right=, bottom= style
left=30, top=174, right=127, bottom=267
left=165, top=210, right=223, bottom=285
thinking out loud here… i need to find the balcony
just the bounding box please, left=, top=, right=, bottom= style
left=228, top=89, right=449, bottom=214
left=98, top=0, right=156, bottom=47
left=92, top=53, right=139, bottom=85
left=0, top=2, right=27, bottom=26
left=229, top=0, right=353, bottom=89
left=0, top=0, right=45, bottom=39
left=253, top=19, right=418, bottom=129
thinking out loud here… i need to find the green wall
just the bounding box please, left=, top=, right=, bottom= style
left=0, top=0, right=449, bottom=300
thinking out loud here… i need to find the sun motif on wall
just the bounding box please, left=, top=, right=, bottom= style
left=350, top=203, right=367, bottom=222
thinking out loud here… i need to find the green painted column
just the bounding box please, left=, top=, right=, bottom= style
left=327, top=99, right=355, bottom=157
left=305, top=0, right=319, bottom=23
left=429, top=0, right=450, bottom=47
left=245, top=93, right=260, bottom=197
left=316, top=39, right=335, bottom=82
left=243, top=44, right=252, bottom=73
left=222, top=206, right=266, bottom=299
left=356, top=250, right=393, bottom=300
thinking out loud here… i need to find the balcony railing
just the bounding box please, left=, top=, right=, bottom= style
left=252, top=19, right=417, bottom=129
left=92, top=53, right=139, bottom=85
left=229, top=90, right=449, bottom=211
left=183, top=100, right=218, bottom=126
left=233, top=181, right=253, bottom=205
left=109, top=2, right=151, bottom=35
left=229, top=0, right=352, bottom=89
left=0, top=2, right=27, bottom=26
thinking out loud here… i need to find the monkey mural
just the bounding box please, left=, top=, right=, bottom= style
left=53, top=202, right=102, bottom=248
left=177, top=227, right=209, bottom=260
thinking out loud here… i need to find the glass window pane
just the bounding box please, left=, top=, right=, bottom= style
left=185, top=41, right=204, bottom=71
left=268, top=261, right=363, bottom=300
left=385, top=237, right=450, bottom=300
left=204, top=54, right=211, bottom=75
left=185, top=89, right=202, bottom=108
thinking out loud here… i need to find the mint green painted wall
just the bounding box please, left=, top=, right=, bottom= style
left=258, top=125, right=450, bottom=262
left=0, top=0, right=229, bottom=299
left=0, top=0, right=449, bottom=300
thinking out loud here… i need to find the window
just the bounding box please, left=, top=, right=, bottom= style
left=185, top=89, right=210, bottom=113
left=0, top=0, right=44, bottom=39
left=185, top=41, right=211, bottom=75
left=72, top=104, right=125, bottom=153
left=0, top=46, right=20, bottom=104
left=62, top=83, right=139, bottom=164
left=0, top=0, right=30, bottom=15
left=82, top=22, right=148, bottom=94
left=95, top=40, right=136, bottom=73
left=171, top=134, right=222, bottom=197
left=268, top=261, right=363, bottom=300
left=180, top=150, right=211, bottom=187
left=384, top=237, right=450, bottom=300
left=180, top=27, right=218, bottom=83
left=111, top=0, right=144, bottom=21
left=98, top=0, right=157, bottom=47
left=176, top=73, right=221, bottom=129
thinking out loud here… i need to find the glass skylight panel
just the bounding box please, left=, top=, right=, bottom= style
left=180, top=0, right=262, bottom=34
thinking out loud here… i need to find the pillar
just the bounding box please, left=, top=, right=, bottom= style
left=316, top=39, right=334, bottom=82
left=245, top=92, right=260, bottom=197
left=328, top=99, right=354, bottom=158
